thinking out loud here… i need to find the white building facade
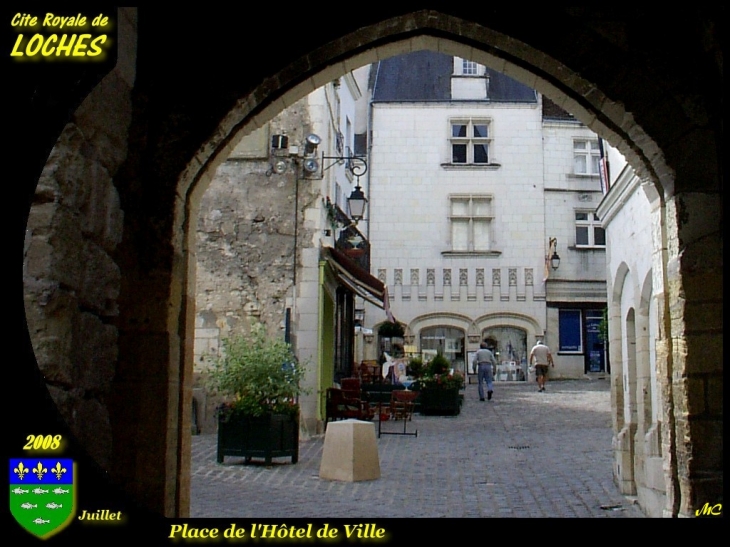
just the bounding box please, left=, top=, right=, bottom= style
left=596, top=147, right=665, bottom=517
left=362, top=51, right=607, bottom=382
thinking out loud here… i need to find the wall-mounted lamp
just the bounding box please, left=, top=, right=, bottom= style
left=548, top=237, right=561, bottom=271
left=304, top=133, right=321, bottom=155
left=321, top=154, right=369, bottom=224
left=347, top=185, right=367, bottom=224
left=301, top=133, right=321, bottom=175
left=266, top=133, right=290, bottom=176
left=265, top=159, right=288, bottom=176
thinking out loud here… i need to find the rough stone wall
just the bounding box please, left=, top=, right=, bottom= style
left=664, top=193, right=723, bottom=517
left=193, top=100, right=317, bottom=432
left=22, top=22, right=135, bottom=469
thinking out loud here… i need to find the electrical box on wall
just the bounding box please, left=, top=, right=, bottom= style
left=271, top=134, right=289, bottom=149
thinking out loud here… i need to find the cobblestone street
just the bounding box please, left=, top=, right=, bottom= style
left=190, top=378, right=644, bottom=519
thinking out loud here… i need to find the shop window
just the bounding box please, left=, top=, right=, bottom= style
left=559, top=309, right=583, bottom=353
left=419, top=326, right=466, bottom=375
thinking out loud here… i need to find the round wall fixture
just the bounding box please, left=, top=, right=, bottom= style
left=303, top=157, right=319, bottom=174
left=273, top=160, right=287, bottom=174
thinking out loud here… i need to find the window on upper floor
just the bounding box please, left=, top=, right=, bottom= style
left=462, top=59, right=478, bottom=75
left=450, top=119, right=490, bottom=164
left=453, top=57, right=484, bottom=76
left=449, top=194, right=493, bottom=252
left=575, top=211, right=606, bottom=247
left=573, top=139, right=601, bottom=175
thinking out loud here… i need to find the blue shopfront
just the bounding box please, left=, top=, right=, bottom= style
left=557, top=307, right=607, bottom=374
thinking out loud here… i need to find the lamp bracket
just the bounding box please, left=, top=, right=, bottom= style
left=321, top=154, right=368, bottom=178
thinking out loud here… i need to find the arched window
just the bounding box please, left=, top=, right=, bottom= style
left=419, top=326, right=466, bottom=375
left=481, top=327, right=527, bottom=382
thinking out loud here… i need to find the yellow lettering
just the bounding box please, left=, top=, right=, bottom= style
left=224, top=523, right=246, bottom=538
left=10, top=34, right=25, bottom=56
left=72, top=34, right=91, bottom=56
left=12, top=13, right=38, bottom=27
left=168, top=524, right=219, bottom=538
left=54, top=34, right=76, bottom=56
left=92, top=14, right=109, bottom=27
left=696, top=502, right=723, bottom=516
left=87, top=35, right=107, bottom=56
left=26, top=34, right=44, bottom=56
left=41, top=35, right=58, bottom=56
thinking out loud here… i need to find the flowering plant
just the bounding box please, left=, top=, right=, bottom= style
left=206, top=322, right=307, bottom=419
left=417, top=371, right=465, bottom=391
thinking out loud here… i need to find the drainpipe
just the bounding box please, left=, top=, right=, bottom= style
left=293, top=164, right=299, bottom=287
left=366, top=61, right=380, bottom=243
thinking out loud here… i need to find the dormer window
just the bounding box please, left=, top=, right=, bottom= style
left=462, top=59, right=478, bottom=75
left=451, top=57, right=488, bottom=99
left=453, top=57, right=484, bottom=76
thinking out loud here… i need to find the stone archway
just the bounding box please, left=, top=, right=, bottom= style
left=18, top=8, right=721, bottom=519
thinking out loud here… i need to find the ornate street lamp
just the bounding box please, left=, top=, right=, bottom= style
left=321, top=153, right=369, bottom=225
left=347, top=184, right=367, bottom=224
left=548, top=237, right=561, bottom=270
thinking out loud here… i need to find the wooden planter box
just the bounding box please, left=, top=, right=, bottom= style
left=217, top=412, right=299, bottom=465
left=418, top=387, right=461, bottom=416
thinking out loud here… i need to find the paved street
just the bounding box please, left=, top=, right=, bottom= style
left=190, top=378, right=645, bottom=519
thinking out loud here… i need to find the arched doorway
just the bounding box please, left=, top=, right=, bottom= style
left=419, top=326, right=466, bottom=376
left=481, top=327, right=528, bottom=382
left=17, top=8, right=721, bottom=519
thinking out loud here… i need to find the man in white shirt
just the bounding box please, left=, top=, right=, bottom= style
left=529, top=339, right=554, bottom=392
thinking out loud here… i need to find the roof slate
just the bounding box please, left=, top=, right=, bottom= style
left=372, top=50, right=537, bottom=103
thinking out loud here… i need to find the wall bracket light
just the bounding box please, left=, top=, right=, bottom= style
left=548, top=237, right=560, bottom=271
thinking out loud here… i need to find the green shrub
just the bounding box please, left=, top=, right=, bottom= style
left=427, top=353, right=450, bottom=376
left=408, top=356, right=425, bottom=378
left=205, top=322, right=306, bottom=418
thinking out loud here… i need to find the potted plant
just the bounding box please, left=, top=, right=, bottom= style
left=407, top=356, right=425, bottom=379
left=206, top=322, right=305, bottom=465
left=414, top=353, right=464, bottom=416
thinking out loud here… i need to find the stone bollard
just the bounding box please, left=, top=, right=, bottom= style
left=319, top=419, right=381, bottom=482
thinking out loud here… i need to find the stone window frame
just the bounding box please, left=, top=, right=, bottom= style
left=574, top=209, right=606, bottom=248
left=573, top=138, right=601, bottom=176
left=446, top=193, right=494, bottom=254
left=448, top=117, right=491, bottom=165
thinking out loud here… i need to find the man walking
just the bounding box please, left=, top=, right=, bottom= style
left=472, top=341, right=496, bottom=401
left=529, top=338, right=554, bottom=392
